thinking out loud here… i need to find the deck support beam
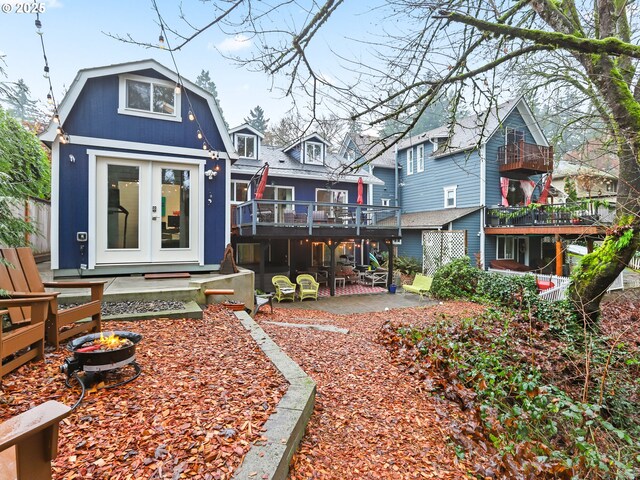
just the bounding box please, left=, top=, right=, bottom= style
left=555, top=234, right=563, bottom=277
left=386, top=239, right=395, bottom=289
left=327, top=241, right=338, bottom=297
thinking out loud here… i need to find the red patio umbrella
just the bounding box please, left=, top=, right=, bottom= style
left=357, top=177, right=364, bottom=205
left=255, top=164, right=269, bottom=200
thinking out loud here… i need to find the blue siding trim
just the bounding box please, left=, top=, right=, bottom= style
left=372, top=166, right=396, bottom=206
left=64, top=75, right=226, bottom=153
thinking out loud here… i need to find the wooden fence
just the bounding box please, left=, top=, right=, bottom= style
left=2, top=197, right=50, bottom=257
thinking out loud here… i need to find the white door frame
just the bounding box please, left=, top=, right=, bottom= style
left=88, top=149, right=205, bottom=269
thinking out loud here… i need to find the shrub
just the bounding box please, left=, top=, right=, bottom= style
left=393, top=255, right=422, bottom=275
left=478, top=271, right=537, bottom=306
left=431, top=256, right=482, bottom=299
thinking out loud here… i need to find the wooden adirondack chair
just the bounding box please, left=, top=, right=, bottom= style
left=1, top=296, right=50, bottom=379
left=0, top=248, right=106, bottom=348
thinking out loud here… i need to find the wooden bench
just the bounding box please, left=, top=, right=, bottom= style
left=0, top=401, right=71, bottom=480
left=1, top=297, right=50, bottom=379
left=0, top=248, right=106, bottom=348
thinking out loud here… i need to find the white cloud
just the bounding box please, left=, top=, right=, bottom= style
left=47, top=0, right=63, bottom=8
left=215, top=35, right=251, bottom=52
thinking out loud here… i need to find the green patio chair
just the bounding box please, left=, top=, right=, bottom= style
left=402, top=273, right=433, bottom=299
left=296, top=274, right=320, bottom=301
left=272, top=275, right=296, bottom=302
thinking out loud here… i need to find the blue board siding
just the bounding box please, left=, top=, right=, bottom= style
left=397, top=230, right=423, bottom=260
left=452, top=211, right=481, bottom=265
left=57, top=143, right=226, bottom=269
left=372, top=166, right=396, bottom=206
left=64, top=75, right=226, bottom=152
left=485, top=108, right=540, bottom=207
left=398, top=140, right=481, bottom=213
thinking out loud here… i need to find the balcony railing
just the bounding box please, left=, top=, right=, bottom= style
left=498, top=141, right=553, bottom=175
left=486, top=202, right=616, bottom=228
left=235, top=199, right=401, bottom=237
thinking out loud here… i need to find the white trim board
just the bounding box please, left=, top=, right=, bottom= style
left=57, top=135, right=231, bottom=160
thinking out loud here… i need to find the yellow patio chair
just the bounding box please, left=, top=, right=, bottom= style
left=296, top=274, right=320, bottom=301
left=272, top=275, right=296, bottom=302
left=402, top=273, right=433, bottom=299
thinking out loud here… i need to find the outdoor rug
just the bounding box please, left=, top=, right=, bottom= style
left=318, top=283, right=387, bottom=297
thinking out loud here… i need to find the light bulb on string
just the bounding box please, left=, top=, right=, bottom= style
left=214, top=164, right=220, bottom=172
left=202, top=141, right=208, bottom=150
left=56, top=126, right=62, bottom=135
left=35, top=18, right=42, bottom=32
left=53, top=114, right=60, bottom=124
left=47, top=93, right=53, bottom=104
left=174, top=83, right=181, bottom=94
left=197, top=130, right=203, bottom=140
left=43, top=65, right=50, bottom=79
left=158, top=34, right=165, bottom=49
left=188, top=110, right=195, bottom=121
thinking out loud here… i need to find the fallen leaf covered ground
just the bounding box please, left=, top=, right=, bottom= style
left=256, top=302, right=486, bottom=479
left=0, top=305, right=287, bottom=480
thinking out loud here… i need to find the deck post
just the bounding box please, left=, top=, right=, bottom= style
left=555, top=234, right=563, bottom=277
left=259, top=241, right=268, bottom=292
left=386, top=240, right=394, bottom=288
left=328, top=241, right=338, bottom=296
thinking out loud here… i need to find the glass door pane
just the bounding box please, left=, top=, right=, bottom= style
left=161, top=168, right=190, bottom=249
left=107, top=165, right=140, bottom=249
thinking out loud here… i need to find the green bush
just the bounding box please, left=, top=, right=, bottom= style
left=393, top=255, right=422, bottom=275
left=431, top=256, right=482, bottom=299
left=478, top=271, right=538, bottom=306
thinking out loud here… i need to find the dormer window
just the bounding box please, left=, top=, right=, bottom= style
left=236, top=134, right=257, bottom=159
left=118, top=74, right=181, bottom=121
left=306, top=141, right=323, bottom=164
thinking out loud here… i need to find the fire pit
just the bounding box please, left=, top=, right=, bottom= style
left=61, top=331, right=143, bottom=390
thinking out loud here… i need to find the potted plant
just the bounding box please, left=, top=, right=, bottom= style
left=222, top=300, right=245, bottom=311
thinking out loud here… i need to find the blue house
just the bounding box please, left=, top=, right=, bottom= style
left=228, top=125, right=400, bottom=292
left=347, top=98, right=608, bottom=276
left=40, top=59, right=237, bottom=277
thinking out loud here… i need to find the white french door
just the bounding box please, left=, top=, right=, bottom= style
left=95, top=157, right=199, bottom=265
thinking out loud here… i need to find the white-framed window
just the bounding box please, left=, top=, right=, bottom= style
left=305, top=141, right=323, bottom=164
left=316, top=188, right=347, bottom=204
left=506, top=127, right=525, bottom=145
left=416, top=144, right=424, bottom=172
left=118, top=74, right=181, bottom=121
left=236, top=134, right=257, bottom=159
left=381, top=198, right=390, bottom=207
left=236, top=133, right=258, bottom=158
left=443, top=185, right=457, bottom=208
left=407, top=148, right=414, bottom=175
left=230, top=180, right=249, bottom=204
left=497, top=237, right=515, bottom=260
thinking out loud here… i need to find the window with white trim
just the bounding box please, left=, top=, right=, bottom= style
left=230, top=180, right=249, bottom=204
left=118, top=75, right=181, bottom=121
left=444, top=185, right=457, bottom=208
left=416, top=144, right=424, bottom=172
left=407, top=148, right=414, bottom=175
left=236, top=134, right=257, bottom=159
left=381, top=198, right=390, bottom=207
left=305, top=141, right=323, bottom=164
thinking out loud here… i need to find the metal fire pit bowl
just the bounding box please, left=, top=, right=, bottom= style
left=65, top=331, right=143, bottom=373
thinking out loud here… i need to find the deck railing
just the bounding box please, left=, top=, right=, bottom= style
left=486, top=202, right=616, bottom=228
left=498, top=140, right=553, bottom=173
left=487, top=268, right=623, bottom=302
left=235, top=199, right=401, bottom=237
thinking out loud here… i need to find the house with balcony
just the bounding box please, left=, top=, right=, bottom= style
left=229, top=125, right=400, bottom=293
left=40, top=59, right=236, bottom=277
left=385, top=97, right=612, bottom=277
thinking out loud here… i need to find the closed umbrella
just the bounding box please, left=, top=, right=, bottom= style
left=357, top=177, right=364, bottom=205
left=255, top=164, right=269, bottom=200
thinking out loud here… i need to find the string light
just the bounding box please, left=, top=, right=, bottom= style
left=47, top=93, right=53, bottom=104
left=151, top=0, right=222, bottom=161
left=53, top=114, right=60, bottom=123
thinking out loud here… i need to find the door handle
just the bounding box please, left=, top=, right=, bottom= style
left=152, top=216, right=159, bottom=220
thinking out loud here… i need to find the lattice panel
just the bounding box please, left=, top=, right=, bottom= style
left=422, top=230, right=467, bottom=276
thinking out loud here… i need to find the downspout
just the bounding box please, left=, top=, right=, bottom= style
left=479, top=143, right=486, bottom=269
left=394, top=143, right=399, bottom=208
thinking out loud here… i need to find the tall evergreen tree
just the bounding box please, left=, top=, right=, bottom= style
left=1, top=79, right=45, bottom=124
left=195, top=70, right=228, bottom=128
left=244, top=105, right=269, bottom=133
